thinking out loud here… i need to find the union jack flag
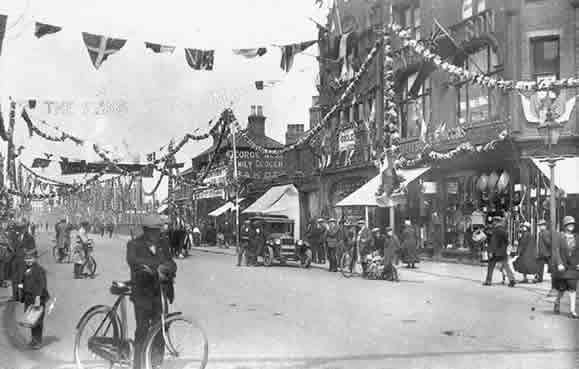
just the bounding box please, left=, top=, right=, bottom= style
left=82, top=32, right=127, bottom=70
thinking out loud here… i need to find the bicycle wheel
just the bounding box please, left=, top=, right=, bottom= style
left=83, top=256, right=97, bottom=278
left=142, top=314, right=208, bottom=369
left=340, top=253, right=353, bottom=278
left=74, top=306, right=126, bottom=369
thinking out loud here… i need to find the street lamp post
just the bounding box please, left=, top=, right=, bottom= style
left=537, top=112, right=563, bottom=253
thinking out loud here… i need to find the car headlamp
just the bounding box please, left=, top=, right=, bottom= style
left=296, top=240, right=303, bottom=246
left=274, top=239, right=281, bottom=245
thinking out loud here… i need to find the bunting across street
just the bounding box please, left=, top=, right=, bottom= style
left=82, top=32, right=127, bottom=70
left=34, top=22, right=62, bottom=38
left=184, top=48, right=215, bottom=70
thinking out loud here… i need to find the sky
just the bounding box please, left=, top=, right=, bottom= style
left=0, top=0, right=330, bottom=201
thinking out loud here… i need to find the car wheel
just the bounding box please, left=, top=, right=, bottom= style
left=301, top=249, right=312, bottom=268
left=263, top=246, right=274, bottom=267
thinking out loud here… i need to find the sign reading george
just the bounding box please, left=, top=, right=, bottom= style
left=227, top=149, right=284, bottom=179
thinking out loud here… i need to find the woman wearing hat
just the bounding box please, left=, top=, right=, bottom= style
left=535, top=219, right=551, bottom=283
left=551, top=216, right=579, bottom=318
left=513, top=222, right=539, bottom=283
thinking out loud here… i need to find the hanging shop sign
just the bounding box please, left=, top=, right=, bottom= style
left=449, top=8, right=496, bottom=46
left=338, top=128, right=356, bottom=152
left=203, top=167, right=228, bottom=186
left=227, top=149, right=284, bottom=179
left=192, top=188, right=226, bottom=200
left=421, top=181, right=438, bottom=194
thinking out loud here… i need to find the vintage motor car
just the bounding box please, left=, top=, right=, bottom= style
left=251, top=216, right=312, bottom=268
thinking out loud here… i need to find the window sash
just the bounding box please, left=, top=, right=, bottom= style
left=531, top=37, right=560, bottom=80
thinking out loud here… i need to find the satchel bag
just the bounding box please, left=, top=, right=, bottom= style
left=18, top=305, right=44, bottom=328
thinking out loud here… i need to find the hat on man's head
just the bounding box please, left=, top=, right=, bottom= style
left=357, top=219, right=366, bottom=225
left=521, top=221, right=531, bottom=230
left=371, top=227, right=381, bottom=233
left=385, top=226, right=393, bottom=232
left=538, top=219, right=547, bottom=226
left=142, top=214, right=165, bottom=229
left=328, top=218, right=336, bottom=223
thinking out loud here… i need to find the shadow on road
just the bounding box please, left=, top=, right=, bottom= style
left=1, top=300, right=73, bottom=369
left=206, top=347, right=579, bottom=369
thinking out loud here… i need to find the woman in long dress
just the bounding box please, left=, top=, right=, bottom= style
left=513, top=222, right=539, bottom=283
left=401, top=220, right=419, bottom=269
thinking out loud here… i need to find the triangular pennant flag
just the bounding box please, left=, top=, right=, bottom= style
left=145, top=42, right=176, bottom=54
left=0, top=14, right=6, bottom=56
left=233, top=48, right=267, bottom=58
left=280, top=40, right=316, bottom=72
left=82, top=32, right=127, bottom=70
left=35, top=22, right=62, bottom=38
left=184, top=48, right=214, bottom=70
left=32, top=158, right=51, bottom=169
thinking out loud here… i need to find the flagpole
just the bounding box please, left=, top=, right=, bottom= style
left=231, top=113, right=240, bottom=250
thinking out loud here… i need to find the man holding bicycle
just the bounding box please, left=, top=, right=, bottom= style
left=126, top=214, right=177, bottom=369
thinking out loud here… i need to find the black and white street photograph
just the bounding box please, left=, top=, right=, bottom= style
left=0, top=0, right=578, bottom=368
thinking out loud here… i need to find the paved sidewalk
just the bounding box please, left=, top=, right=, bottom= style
left=189, top=245, right=558, bottom=295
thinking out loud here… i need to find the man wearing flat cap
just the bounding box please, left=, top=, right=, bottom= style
left=536, top=219, right=551, bottom=283
left=126, top=214, right=177, bottom=369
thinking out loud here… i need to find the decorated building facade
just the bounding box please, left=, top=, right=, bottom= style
left=173, top=106, right=286, bottom=224
left=309, top=0, right=579, bottom=257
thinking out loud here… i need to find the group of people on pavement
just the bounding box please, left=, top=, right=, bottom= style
left=305, top=217, right=419, bottom=276
left=0, top=218, right=49, bottom=349
left=482, top=215, right=578, bottom=319
left=234, top=215, right=419, bottom=279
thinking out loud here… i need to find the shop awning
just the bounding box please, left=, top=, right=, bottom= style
left=242, top=184, right=300, bottom=240
left=208, top=198, right=245, bottom=217
left=336, top=167, right=431, bottom=208
left=531, top=157, right=579, bottom=194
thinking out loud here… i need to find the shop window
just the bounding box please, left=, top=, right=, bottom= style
left=399, top=72, right=431, bottom=139
left=531, top=36, right=560, bottom=82
left=456, top=45, right=500, bottom=125
left=394, top=2, right=421, bottom=39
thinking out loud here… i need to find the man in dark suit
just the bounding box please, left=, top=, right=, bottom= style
left=126, top=214, right=177, bottom=369
left=483, top=217, right=515, bottom=287
left=535, top=219, right=551, bottom=283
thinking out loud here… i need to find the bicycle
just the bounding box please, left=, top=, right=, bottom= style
left=52, top=239, right=71, bottom=264
left=80, top=239, right=97, bottom=278
left=74, top=280, right=209, bottom=369
left=340, top=249, right=364, bottom=279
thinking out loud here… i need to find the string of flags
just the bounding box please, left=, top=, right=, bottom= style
left=0, top=13, right=318, bottom=72
left=233, top=37, right=382, bottom=156
left=387, top=23, right=579, bottom=92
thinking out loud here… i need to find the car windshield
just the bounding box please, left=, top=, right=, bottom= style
left=269, top=222, right=290, bottom=234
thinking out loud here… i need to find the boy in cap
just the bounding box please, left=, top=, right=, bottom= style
left=20, top=249, right=49, bottom=349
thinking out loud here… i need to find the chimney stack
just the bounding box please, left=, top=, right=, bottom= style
left=285, top=124, right=305, bottom=145
left=247, top=105, right=266, bottom=137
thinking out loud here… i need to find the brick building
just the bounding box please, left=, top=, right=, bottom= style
left=309, top=0, right=579, bottom=257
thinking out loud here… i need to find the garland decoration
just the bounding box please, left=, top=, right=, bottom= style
left=21, top=105, right=215, bottom=164
left=21, top=107, right=85, bottom=144
left=395, top=129, right=509, bottom=169
left=231, top=38, right=382, bottom=155
left=387, top=23, right=579, bottom=92
left=143, top=173, right=165, bottom=196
